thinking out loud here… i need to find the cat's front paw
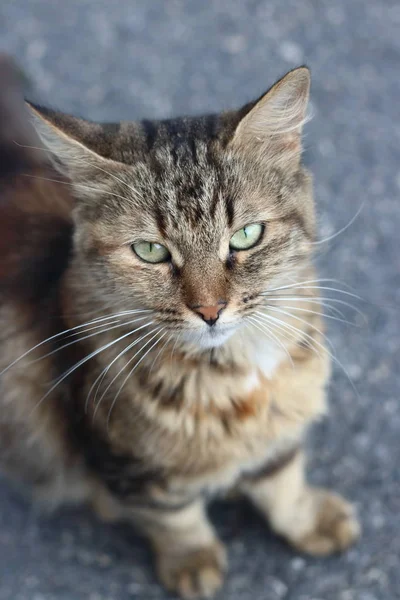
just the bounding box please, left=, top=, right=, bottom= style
left=292, top=489, right=361, bottom=556
left=156, top=541, right=227, bottom=599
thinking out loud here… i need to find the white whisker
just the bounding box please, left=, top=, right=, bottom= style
left=16, top=140, right=140, bottom=200
left=170, top=333, right=182, bottom=363
left=95, top=326, right=162, bottom=414
left=31, top=316, right=149, bottom=364
left=246, top=316, right=294, bottom=367
left=262, top=296, right=347, bottom=319
left=256, top=312, right=359, bottom=400
left=85, top=161, right=142, bottom=199
left=105, top=329, right=167, bottom=429
left=264, top=295, right=366, bottom=321
left=264, top=282, right=364, bottom=302
left=257, top=308, right=335, bottom=352
left=28, top=321, right=153, bottom=416
left=265, top=278, right=354, bottom=293
left=312, top=201, right=365, bottom=246
left=255, top=312, right=323, bottom=358
left=88, top=324, right=158, bottom=415
left=66, top=319, right=122, bottom=335
left=148, top=333, right=174, bottom=376
left=22, top=172, right=129, bottom=202
left=0, top=310, right=150, bottom=377
left=264, top=304, right=356, bottom=327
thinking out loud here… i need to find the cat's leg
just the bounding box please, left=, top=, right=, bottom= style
left=241, top=449, right=360, bottom=556
left=240, top=342, right=360, bottom=556
left=132, top=499, right=226, bottom=599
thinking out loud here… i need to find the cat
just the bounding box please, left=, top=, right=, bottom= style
left=0, top=54, right=360, bottom=599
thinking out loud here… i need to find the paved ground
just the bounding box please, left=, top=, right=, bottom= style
left=0, top=1, right=399, bottom=599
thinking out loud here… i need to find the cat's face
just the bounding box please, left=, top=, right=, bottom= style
left=30, top=67, right=315, bottom=350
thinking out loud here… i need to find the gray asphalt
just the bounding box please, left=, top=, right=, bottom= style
left=0, top=1, right=399, bottom=599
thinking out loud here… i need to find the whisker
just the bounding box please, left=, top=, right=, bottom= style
left=246, top=316, right=294, bottom=368
left=254, top=312, right=322, bottom=360
left=105, top=329, right=167, bottom=429
left=31, top=316, right=149, bottom=364
left=93, top=326, right=162, bottom=415
left=170, top=333, right=182, bottom=363
left=265, top=278, right=355, bottom=293
left=28, top=321, right=154, bottom=416
left=257, top=312, right=359, bottom=400
left=263, top=296, right=347, bottom=319
left=60, top=310, right=153, bottom=326
left=148, top=333, right=174, bottom=376
left=264, top=282, right=364, bottom=302
left=292, top=286, right=364, bottom=301
left=0, top=310, right=150, bottom=377
left=84, top=160, right=142, bottom=199
left=88, top=324, right=158, bottom=414
left=311, top=201, right=365, bottom=246
left=16, top=140, right=140, bottom=200
left=257, top=308, right=335, bottom=352
left=264, top=304, right=356, bottom=327
left=66, top=319, right=122, bottom=335
left=22, top=173, right=129, bottom=202
left=255, top=312, right=323, bottom=358
left=264, top=296, right=367, bottom=321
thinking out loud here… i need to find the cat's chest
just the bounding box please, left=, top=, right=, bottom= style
left=120, top=361, right=286, bottom=471
left=91, top=340, right=297, bottom=492
left=124, top=365, right=301, bottom=498
left=87, top=352, right=307, bottom=502
left=249, top=338, right=287, bottom=379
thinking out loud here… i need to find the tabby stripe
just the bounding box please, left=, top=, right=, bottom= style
left=225, top=196, right=235, bottom=226
left=281, top=210, right=311, bottom=240
left=242, top=446, right=300, bottom=482
left=209, top=188, right=220, bottom=219
left=154, top=202, right=167, bottom=237
left=127, top=494, right=198, bottom=513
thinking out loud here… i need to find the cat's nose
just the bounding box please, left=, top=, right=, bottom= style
left=191, top=302, right=227, bottom=327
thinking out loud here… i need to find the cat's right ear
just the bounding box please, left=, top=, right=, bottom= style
left=229, top=67, right=311, bottom=168
left=27, top=103, right=127, bottom=201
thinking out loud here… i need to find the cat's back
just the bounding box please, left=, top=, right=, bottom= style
left=0, top=54, right=81, bottom=492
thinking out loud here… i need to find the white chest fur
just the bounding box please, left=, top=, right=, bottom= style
left=249, top=337, right=286, bottom=380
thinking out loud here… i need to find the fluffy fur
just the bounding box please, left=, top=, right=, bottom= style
left=0, top=56, right=360, bottom=598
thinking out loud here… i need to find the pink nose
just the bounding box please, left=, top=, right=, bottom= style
left=191, top=302, right=227, bottom=326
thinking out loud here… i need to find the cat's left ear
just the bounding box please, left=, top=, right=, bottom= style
left=27, top=103, right=126, bottom=201
left=230, top=67, right=310, bottom=167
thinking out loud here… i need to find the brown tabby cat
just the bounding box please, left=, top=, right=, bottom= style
left=0, top=54, right=360, bottom=598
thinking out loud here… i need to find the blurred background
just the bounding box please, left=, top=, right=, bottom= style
left=0, top=1, right=399, bottom=599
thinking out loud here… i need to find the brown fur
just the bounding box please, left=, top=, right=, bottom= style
left=0, top=56, right=360, bottom=598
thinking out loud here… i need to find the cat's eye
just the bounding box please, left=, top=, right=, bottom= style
left=132, top=241, right=171, bottom=264
left=229, top=223, right=264, bottom=251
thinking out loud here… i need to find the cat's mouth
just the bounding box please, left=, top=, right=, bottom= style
left=180, top=321, right=239, bottom=350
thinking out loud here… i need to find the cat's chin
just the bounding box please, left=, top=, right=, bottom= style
left=179, top=324, right=238, bottom=350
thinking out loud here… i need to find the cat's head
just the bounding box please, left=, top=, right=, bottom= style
left=29, top=67, right=315, bottom=350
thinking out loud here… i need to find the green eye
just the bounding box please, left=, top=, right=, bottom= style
left=132, top=241, right=171, bottom=264
left=229, top=223, right=264, bottom=251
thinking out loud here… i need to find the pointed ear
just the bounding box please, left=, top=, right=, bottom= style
left=27, top=103, right=124, bottom=200
left=230, top=67, right=311, bottom=166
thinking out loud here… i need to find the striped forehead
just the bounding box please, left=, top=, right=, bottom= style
left=145, top=138, right=234, bottom=235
